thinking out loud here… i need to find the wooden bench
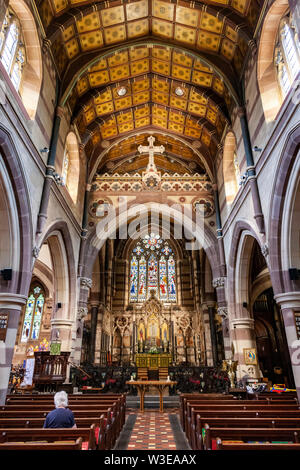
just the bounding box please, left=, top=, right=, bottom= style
left=195, top=416, right=300, bottom=450
left=0, top=437, right=83, bottom=450
left=215, top=438, right=300, bottom=450
left=203, top=424, right=300, bottom=450
left=0, top=424, right=96, bottom=450
left=179, top=395, right=298, bottom=430
left=188, top=409, right=300, bottom=449
left=187, top=405, right=300, bottom=445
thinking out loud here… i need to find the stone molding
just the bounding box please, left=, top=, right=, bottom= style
left=230, top=317, right=255, bottom=329
left=0, top=293, right=28, bottom=309
left=80, top=277, right=92, bottom=289
left=274, top=292, right=300, bottom=310
left=77, top=307, right=88, bottom=319
left=212, top=277, right=226, bottom=288
left=217, top=307, right=228, bottom=319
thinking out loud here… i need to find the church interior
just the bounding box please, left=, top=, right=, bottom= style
left=0, top=0, right=300, bottom=452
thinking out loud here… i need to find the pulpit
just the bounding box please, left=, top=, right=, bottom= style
left=33, top=351, right=70, bottom=392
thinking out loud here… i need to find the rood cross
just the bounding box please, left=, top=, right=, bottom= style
left=138, top=136, right=165, bottom=172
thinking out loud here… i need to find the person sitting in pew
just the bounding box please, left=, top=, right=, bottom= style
left=43, top=391, right=77, bottom=429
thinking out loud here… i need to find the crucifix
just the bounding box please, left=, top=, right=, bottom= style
left=138, top=135, right=165, bottom=172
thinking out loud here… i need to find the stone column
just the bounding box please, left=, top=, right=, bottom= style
left=0, top=293, right=27, bottom=405
left=94, top=303, right=105, bottom=364
left=202, top=303, right=213, bottom=366
left=213, top=187, right=226, bottom=276
left=99, top=245, right=106, bottom=306
left=72, top=277, right=92, bottom=365
left=274, top=292, right=300, bottom=402
left=207, top=302, right=218, bottom=366
left=106, top=239, right=114, bottom=309
left=176, top=260, right=182, bottom=305
left=36, top=107, right=64, bottom=236
left=217, top=307, right=231, bottom=359
left=230, top=317, right=262, bottom=383
left=237, top=107, right=265, bottom=235
left=89, top=301, right=100, bottom=364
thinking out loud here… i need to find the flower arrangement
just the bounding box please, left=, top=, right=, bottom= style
left=149, top=346, right=159, bottom=354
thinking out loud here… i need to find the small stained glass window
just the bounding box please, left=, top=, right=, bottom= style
left=21, top=285, right=45, bottom=343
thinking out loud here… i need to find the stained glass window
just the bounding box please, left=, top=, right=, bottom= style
left=129, top=256, right=138, bottom=301
left=0, top=9, right=26, bottom=93
left=129, top=233, right=177, bottom=303
left=275, top=13, right=300, bottom=99
left=21, top=285, right=45, bottom=343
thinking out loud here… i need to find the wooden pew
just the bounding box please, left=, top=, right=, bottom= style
left=215, top=438, right=300, bottom=450
left=180, top=395, right=298, bottom=430
left=203, top=424, right=300, bottom=450
left=0, top=424, right=96, bottom=450
left=187, top=405, right=300, bottom=445
left=0, top=437, right=83, bottom=450
left=195, top=416, right=300, bottom=450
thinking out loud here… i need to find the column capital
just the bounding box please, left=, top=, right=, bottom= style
left=0, top=293, right=28, bottom=309
left=90, top=301, right=100, bottom=308
left=274, top=292, right=300, bottom=310
left=230, top=317, right=255, bottom=329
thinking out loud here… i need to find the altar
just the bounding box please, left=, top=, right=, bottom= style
left=135, top=353, right=172, bottom=368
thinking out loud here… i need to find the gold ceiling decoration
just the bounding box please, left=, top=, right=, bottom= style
left=74, top=75, right=227, bottom=139
left=36, top=0, right=259, bottom=76
left=68, top=45, right=232, bottom=112
left=97, top=133, right=206, bottom=176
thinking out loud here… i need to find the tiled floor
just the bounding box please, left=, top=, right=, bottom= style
left=126, top=410, right=178, bottom=450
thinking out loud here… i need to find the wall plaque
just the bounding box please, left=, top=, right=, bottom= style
left=0, top=311, right=9, bottom=341
left=294, top=313, right=300, bottom=340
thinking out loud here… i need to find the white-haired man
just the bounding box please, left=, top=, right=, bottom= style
left=43, top=391, right=77, bottom=428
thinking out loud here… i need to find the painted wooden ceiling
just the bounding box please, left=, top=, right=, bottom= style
left=96, top=132, right=206, bottom=175
left=35, top=0, right=263, bottom=175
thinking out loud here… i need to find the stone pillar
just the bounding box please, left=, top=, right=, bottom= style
left=0, top=293, right=27, bottom=405
left=202, top=303, right=213, bottom=366
left=106, top=239, right=114, bottom=309
left=176, top=260, right=182, bottom=305
left=89, top=301, right=100, bottom=364
left=72, top=277, right=92, bottom=365
left=36, top=107, right=64, bottom=236
left=100, top=245, right=106, bottom=306
left=217, top=307, right=231, bottom=359
left=274, top=292, right=300, bottom=402
left=207, top=302, right=218, bottom=366
left=237, top=107, right=265, bottom=235
left=94, top=303, right=105, bottom=364
left=230, top=317, right=262, bottom=383
left=213, top=187, right=226, bottom=276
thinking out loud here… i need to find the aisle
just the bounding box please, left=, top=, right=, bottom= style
left=114, top=410, right=190, bottom=451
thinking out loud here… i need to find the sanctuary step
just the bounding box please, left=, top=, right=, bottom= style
left=126, top=395, right=179, bottom=409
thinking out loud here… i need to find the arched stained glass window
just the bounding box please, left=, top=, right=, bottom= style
left=62, top=148, right=70, bottom=186
left=21, top=285, right=45, bottom=343
left=275, top=12, right=300, bottom=99
left=0, top=9, right=26, bottom=93
left=129, top=233, right=177, bottom=303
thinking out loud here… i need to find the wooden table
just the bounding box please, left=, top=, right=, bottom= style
left=126, top=380, right=177, bottom=412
